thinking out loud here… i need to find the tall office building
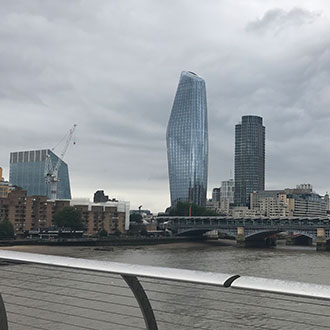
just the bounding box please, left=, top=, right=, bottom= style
left=9, top=149, right=71, bottom=200
left=234, top=115, right=265, bottom=206
left=167, top=71, right=208, bottom=207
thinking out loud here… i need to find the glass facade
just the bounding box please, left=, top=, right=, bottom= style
left=166, top=71, right=208, bottom=207
left=234, top=115, right=265, bottom=206
left=9, top=149, right=71, bottom=199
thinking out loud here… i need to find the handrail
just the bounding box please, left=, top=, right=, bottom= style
left=1, top=250, right=330, bottom=329
left=0, top=250, right=237, bottom=287
left=231, top=276, right=330, bottom=300
left=1, top=250, right=330, bottom=299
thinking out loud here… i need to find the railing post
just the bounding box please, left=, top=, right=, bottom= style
left=0, top=293, right=8, bottom=330
left=122, top=275, right=158, bottom=330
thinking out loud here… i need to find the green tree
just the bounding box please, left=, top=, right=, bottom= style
left=168, top=201, right=218, bottom=216
left=0, top=220, right=15, bottom=239
left=99, top=229, right=108, bottom=237
left=113, top=228, right=122, bottom=236
left=140, top=228, right=148, bottom=236
left=54, top=207, right=84, bottom=230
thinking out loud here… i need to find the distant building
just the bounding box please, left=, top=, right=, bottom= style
left=71, top=199, right=130, bottom=234
left=234, top=116, right=265, bottom=206
left=167, top=71, right=208, bottom=207
left=0, top=187, right=54, bottom=234
left=93, top=190, right=109, bottom=203
left=221, top=179, right=235, bottom=204
left=212, top=188, right=221, bottom=203
left=9, top=149, right=71, bottom=200
left=0, top=167, right=11, bottom=198
left=250, top=185, right=326, bottom=217
left=220, top=179, right=235, bottom=215
left=230, top=206, right=262, bottom=218
left=0, top=188, right=130, bottom=235
left=324, top=193, right=330, bottom=212
left=130, top=209, right=152, bottom=216
left=211, top=179, right=234, bottom=215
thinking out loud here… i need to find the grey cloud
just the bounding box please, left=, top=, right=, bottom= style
left=1, top=1, right=330, bottom=211
left=247, top=8, right=321, bottom=33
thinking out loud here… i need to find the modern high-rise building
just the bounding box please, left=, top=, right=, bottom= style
left=234, top=115, right=265, bottom=206
left=9, top=149, right=71, bottom=200
left=167, top=71, right=208, bottom=207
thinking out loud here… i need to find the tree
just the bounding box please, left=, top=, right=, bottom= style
left=99, top=229, right=108, bottom=237
left=0, top=220, right=15, bottom=239
left=54, top=207, right=84, bottom=230
left=130, top=213, right=143, bottom=223
left=113, top=228, right=122, bottom=236
left=140, top=229, right=148, bottom=236
left=168, top=201, right=218, bottom=216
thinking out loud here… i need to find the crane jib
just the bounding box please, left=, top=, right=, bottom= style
left=44, top=124, right=77, bottom=200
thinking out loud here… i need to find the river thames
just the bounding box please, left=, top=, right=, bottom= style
left=6, top=241, right=330, bottom=284
left=2, top=242, right=330, bottom=329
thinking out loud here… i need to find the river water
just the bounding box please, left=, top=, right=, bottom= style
left=2, top=242, right=330, bottom=329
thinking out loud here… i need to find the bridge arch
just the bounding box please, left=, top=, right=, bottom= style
left=245, top=230, right=280, bottom=240
left=176, top=228, right=212, bottom=237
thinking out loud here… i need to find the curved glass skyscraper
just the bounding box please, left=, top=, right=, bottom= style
left=166, top=71, right=208, bottom=207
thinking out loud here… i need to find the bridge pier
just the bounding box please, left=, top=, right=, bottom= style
left=316, top=228, right=330, bottom=251
left=236, top=227, right=246, bottom=248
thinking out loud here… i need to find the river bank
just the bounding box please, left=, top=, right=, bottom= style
left=0, top=236, right=207, bottom=247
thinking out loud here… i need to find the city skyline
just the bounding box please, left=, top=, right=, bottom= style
left=1, top=1, right=330, bottom=212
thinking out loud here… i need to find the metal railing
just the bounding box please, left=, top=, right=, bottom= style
left=0, top=250, right=330, bottom=329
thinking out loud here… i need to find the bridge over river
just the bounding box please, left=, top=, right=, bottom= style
left=157, top=216, right=330, bottom=250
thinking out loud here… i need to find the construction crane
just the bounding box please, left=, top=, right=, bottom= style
left=45, top=124, right=77, bottom=200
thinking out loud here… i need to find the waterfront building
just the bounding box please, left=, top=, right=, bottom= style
left=167, top=71, right=208, bottom=207
left=0, top=188, right=130, bottom=235
left=230, top=206, right=262, bottom=218
left=0, top=187, right=54, bottom=234
left=71, top=199, right=130, bottom=235
left=250, top=185, right=326, bottom=217
left=9, top=149, right=71, bottom=200
left=234, top=115, right=265, bottom=206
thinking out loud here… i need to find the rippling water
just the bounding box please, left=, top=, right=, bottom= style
left=2, top=242, right=330, bottom=329
left=8, top=241, right=330, bottom=284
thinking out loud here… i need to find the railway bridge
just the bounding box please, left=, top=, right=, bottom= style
left=157, top=216, right=330, bottom=250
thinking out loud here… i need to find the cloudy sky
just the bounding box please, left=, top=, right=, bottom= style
left=1, top=0, right=330, bottom=212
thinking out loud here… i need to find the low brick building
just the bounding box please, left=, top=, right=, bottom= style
left=71, top=200, right=129, bottom=236
left=0, top=188, right=129, bottom=236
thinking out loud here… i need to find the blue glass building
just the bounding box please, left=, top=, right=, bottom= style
left=166, top=71, right=208, bottom=207
left=9, top=149, right=71, bottom=199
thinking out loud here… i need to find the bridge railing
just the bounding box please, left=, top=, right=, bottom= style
left=0, top=250, right=330, bottom=329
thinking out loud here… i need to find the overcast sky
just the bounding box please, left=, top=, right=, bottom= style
left=1, top=0, right=330, bottom=212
